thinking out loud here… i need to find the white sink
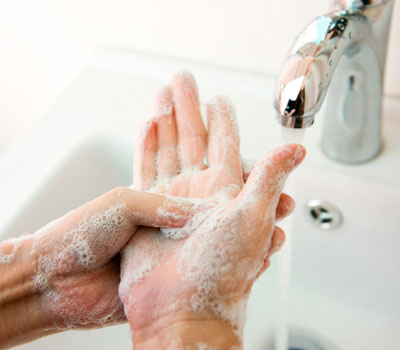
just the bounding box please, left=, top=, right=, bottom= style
left=0, top=48, right=399, bottom=350
left=0, top=134, right=133, bottom=236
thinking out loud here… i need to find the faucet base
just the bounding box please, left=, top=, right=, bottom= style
left=321, top=42, right=383, bottom=164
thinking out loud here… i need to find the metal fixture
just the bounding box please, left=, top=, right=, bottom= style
left=274, top=0, right=394, bottom=163
left=270, top=330, right=335, bottom=350
left=306, top=199, right=342, bottom=230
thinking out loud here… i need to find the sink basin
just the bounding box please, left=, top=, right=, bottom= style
left=0, top=48, right=399, bottom=349
left=0, top=134, right=133, bottom=237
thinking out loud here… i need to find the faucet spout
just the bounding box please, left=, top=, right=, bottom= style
left=274, top=0, right=394, bottom=163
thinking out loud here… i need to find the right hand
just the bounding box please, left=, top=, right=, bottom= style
left=119, top=71, right=306, bottom=348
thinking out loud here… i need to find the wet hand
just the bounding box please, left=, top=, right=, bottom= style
left=0, top=187, right=193, bottom=343
left=119, top=71, right=306, bottom=348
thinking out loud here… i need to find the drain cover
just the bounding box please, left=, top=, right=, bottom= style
left=306, top=199, right=342, bottom=230
left=270, top=331, right=335, bottom=350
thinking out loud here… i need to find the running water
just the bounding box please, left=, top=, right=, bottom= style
left=275, top=127, right=306, bottom=350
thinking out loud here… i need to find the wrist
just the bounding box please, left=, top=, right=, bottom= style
left=121, top=262, right=248, bottom=349
left=123, top=285, right=244, bottom=350
left=131, top=314, right=242, bottom=350
left=0, top=236, right=38, bottom=303
left=0, top=236, right=58, bottom=348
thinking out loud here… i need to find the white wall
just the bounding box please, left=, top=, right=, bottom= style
left=0, top=0, right=399, bottom=155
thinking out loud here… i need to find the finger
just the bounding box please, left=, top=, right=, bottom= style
left=154, top=86, right=179, bottom=178
left=275, top=193, right=295, bottom=221
left=207, top=96, right=242, bottom=185
left=268, top=226, right=286, bottom=255
left=52, top=187, right=193, bottom=273
left=254, top=257, right=271, bottom=280
left=115, top=188, right=194, bottom=229
left=132, top=120, right=158, bottom=190
left=253, top=226, right=285, bottom=281
left=171, top=70, right=207, bottom=169
left=241, top=156, right=256, bottom=183
left=119, top=226, right=176, bottom=309
left=237, top=144, right=306, bottom=215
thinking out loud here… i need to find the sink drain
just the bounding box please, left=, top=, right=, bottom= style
left=286, top=333, right=325, bottom=350
left=270, top=330, right=335, bottom=350
left=305, top=199, right=342, bottom=230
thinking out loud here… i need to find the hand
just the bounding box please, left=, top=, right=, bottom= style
left=119, top=71, right=306, bottom=349
left=0, top=187, right=193, bottom=348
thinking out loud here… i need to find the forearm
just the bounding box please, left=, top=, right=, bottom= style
left=0, top=237, right=58, bottom=349
left=0, top=187, right=192, bottom=348
left=0, top=294, right=58, bottom=349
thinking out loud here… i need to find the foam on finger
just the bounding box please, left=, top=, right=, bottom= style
left=154, top=86, right=180, bottom=178
left=206, top=96, right=241, bottom=183
left=0, top=235, right=27, bottom=264
left=171, top=70, right=207, bottom=169
left=238, top=144, right=305, bottom=211
left=20, top=198, right=151, bottom=329
left=132, top=119, right=158, bottom=191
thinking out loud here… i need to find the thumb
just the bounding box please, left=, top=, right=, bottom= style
left=236, top=144, right=306, bottom=214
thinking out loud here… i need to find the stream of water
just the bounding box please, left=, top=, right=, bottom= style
left=274, top=127, right=306, bottom=350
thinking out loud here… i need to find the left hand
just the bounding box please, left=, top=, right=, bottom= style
left=0, top=187, right=193, bottom=349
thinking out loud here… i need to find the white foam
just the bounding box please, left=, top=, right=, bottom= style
left=207, top=95, right=240, bottom=145
left=153, top=85, right=173, bottom=118
left=0, top=233, right=31, bottom=264
left=119, top=227, right=176, bottom=303
left=175, top=205, right=265, bottom=339
left=239, top=144, right=304, bottom=216
left=164, top=146, right=304, bottom=339
left=172, top=70, right=201, bottom=121
left=0, top=239, right=21, bottom=264
left=34, top=255, right=55, bottom=292
left=71, top=204, right=131, bottom=269
left=160, top=198, right=216, bottom=240
left=42, top=284, right=125, bottom=329
left=131, top=119, right=155, bottom=190
left=173, top=70, right=198, bottom=94
left=27, top=203, right=141, bottom=328
left=241, top=156, right=257, bottom=179
left=121, top=69, right=305, bottom=348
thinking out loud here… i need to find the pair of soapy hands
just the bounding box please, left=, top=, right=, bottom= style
left=33, top=71, right=305, bottom=341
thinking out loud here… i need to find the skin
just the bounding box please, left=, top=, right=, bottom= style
left=0, top=70, right=304, bottom=350
left=120, top=71, right=305, bottom=349
left=0, top=189, right=195, bottom=349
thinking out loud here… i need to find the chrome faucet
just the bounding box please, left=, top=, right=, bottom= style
left=274, top=0, right=394, bottom=163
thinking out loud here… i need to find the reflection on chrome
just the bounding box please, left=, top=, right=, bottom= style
left=274, top=0, right=394, bottom=163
